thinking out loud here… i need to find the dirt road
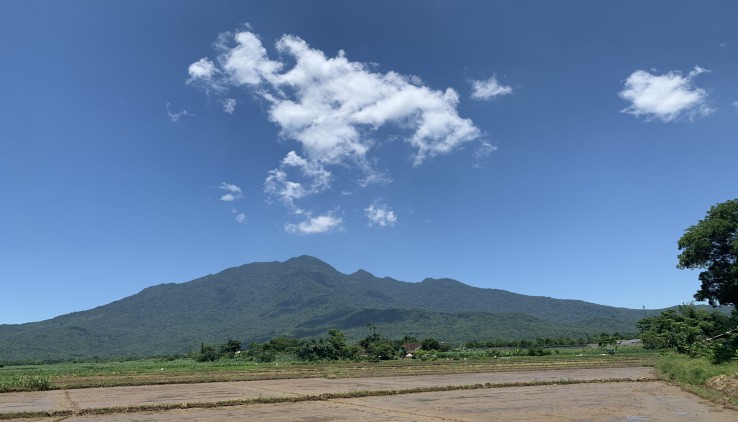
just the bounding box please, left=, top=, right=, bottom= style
left=2, top=366, right=736, bottom=421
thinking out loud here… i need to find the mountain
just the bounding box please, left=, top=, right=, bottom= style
left=0, top=256, right=653, bottom=362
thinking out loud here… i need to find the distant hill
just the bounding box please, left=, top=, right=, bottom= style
left=0, top=256, right=664, bottom=361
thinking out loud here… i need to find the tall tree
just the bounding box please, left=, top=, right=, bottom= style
left=677, top=199, right=738, bottom=306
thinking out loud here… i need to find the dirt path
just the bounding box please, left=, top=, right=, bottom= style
left=1, top=366, right=736, bottom=421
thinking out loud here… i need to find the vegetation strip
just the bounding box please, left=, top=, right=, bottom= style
left=654, top=354, right=738, bottom=410
left=0, top=377, right=655, bottom=420
left=1, top=355, right=656, bottom=392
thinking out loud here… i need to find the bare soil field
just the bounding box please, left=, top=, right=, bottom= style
left=2, top=366, right=737, bottom=421
left=50, top=382, right=738, bottom=422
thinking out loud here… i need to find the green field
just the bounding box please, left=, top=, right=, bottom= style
left=1, top=345, right=656, bottom=392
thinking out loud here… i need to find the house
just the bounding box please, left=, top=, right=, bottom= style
left=402, top=343, right=421, bottom=357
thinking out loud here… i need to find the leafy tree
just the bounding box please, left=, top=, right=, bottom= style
left=326, top=329, right=348, bottom=352
left=367, top=341, right=396, bottom=361
left=421, top=338, right=441, bottom=351
left=678, top=199, right=738, bottom=306
left=244, top=343, right=276, bottom=362
left=296, top=329, right=354, bottom=361
left=359, top=323, right=382, bottom=350
left=358, top=325, right=396, bottom=361
left=220, top=339, right=241, bottom=356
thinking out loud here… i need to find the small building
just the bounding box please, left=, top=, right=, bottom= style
left=402, top=343, right=421, bottom=353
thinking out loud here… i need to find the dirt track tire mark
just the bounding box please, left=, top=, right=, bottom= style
left=328, top=398, right=466, bottom=422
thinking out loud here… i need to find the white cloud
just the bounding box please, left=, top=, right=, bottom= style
left=223, top=98, right=236, bottom=114
left=618, top=66, right=713, bottom=122
left=189, top=29, right=486, bottom=233
left=221, top=31, right=283, bottom=85
left=219, top=182, right=242, bottom=201
left=188, top=58, right=216, bottom=80
left=733, top=101, right=738, bottom=113
left=190, top=29, right=481, bottom=166
left=284, top=213, right=342, bottom=234
left=235, top=213, right=246, bottom=223
left=166, top=102, right=194, bottom=122
left=365, top=201, right=397, bottom=227
left=470, top=76, right=513, bottom=100
left=264, top=151, right=331, bottom=209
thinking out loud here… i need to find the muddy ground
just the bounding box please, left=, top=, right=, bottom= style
left=2, top=366, right=736, bottom=421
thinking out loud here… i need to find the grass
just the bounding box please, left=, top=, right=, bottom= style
left=0, top=375, right=50, bottom=393
left=0, top=347, right=657, bottom=391
left=655, top=353, right=738, bottom=407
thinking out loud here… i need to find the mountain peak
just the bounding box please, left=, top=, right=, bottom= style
left=284, top=255, right=337, bottom=271
left=351, top=269, right=375, bottom=278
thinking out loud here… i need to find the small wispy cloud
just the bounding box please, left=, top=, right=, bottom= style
left=284, top=213, right=342, bottom=234
left=223, top=98, right=236, bottom=114
left=365, top=201, right=397, bottom=227
left=166, top=102, right=194, bottom=122
left=235, top=212, right=246, bottom=223
left=470, top=76, right=513, bottom=100
left=474, top=141, right=497, bottom=160
left=472, top=141, right=498, bottom=168
left=219, top=182, right=243, bottom=201
left=618, top=66, right=713, bottom=122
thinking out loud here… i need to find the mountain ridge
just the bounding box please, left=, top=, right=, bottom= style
left=1, top=256, right=659, bottom=361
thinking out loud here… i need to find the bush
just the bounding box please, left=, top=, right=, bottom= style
left=196, top=347, right=218, bottom=362
left=526, top=347, right=552, bottom=356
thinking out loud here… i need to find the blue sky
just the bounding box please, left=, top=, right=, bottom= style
left=1, top=1, right=737, bottom=324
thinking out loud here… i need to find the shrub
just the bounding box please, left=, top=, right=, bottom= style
left=526, top=347, right=552, bottom=356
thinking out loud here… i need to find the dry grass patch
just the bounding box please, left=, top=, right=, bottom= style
left=706, top=375, right=738, bottom=400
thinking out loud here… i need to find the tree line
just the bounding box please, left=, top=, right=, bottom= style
left=192, top=327, right=633, bottom=363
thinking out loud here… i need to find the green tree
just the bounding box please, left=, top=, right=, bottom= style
left=368, top=341, right=396, bottom=360
left=421, top=338, right=441, bottom=351
left=296, top=329, right=353, bottom=361
left=677, top=199, right=738, bottom=307
left=220, top=339, right=241, bottom=356
left=245, top=343, right=276, bottom=362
